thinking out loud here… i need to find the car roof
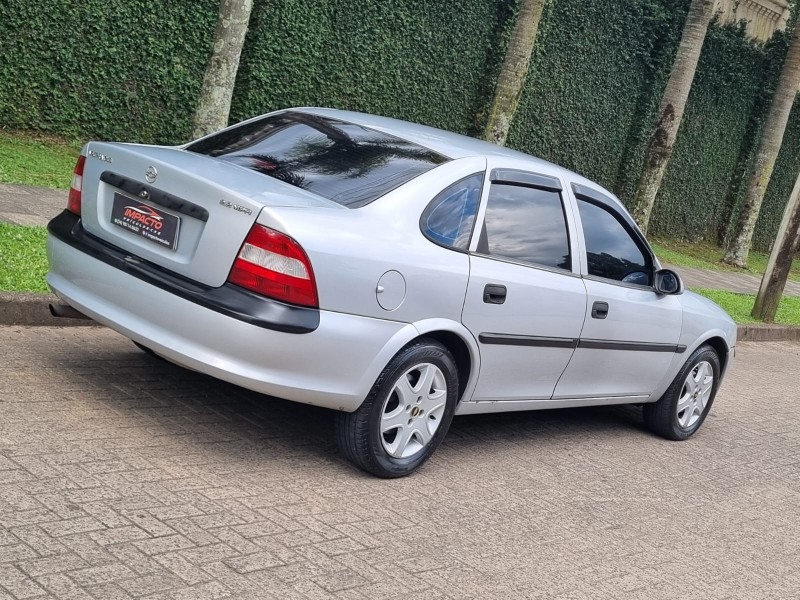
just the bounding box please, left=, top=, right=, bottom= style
left=292, top=108, right=653, bottom=249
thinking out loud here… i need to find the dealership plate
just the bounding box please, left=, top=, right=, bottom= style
left=110, top=192, right=180, bottom=250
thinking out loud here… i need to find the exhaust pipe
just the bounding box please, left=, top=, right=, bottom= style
left=49, top=303, right=91, bottom=320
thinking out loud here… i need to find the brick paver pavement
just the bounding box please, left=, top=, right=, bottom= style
left=0, top=326, right=799, bottom=599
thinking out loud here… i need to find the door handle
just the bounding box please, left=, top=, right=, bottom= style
left=591, top=301, right=609, bottom=319
left=483, top=284, right=507, bottom=304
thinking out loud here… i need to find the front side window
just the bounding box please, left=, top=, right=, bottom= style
left=479, top=183, right=571, bottom=271
left=420, top=173, right=483, bottom=251
left=577, top=199, right=651, bottom=284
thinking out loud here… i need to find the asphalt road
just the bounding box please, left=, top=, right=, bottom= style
left=0, top=326, right=798, bottom=600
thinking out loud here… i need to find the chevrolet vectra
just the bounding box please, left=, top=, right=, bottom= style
left=46, top=108, right=736, bottom=477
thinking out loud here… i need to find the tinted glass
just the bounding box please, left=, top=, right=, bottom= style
left=421, top=173, right=483, bottom=250
left=577, top=199, right=650, bottom=283
left=186, top=112, right=449, bottom=208
left=482, top=183, right=571, bottom=270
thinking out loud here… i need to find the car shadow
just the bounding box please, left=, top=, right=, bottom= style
left=447, top=403, right=650, bottom=452
left=48, top=342, right=653, bottom=473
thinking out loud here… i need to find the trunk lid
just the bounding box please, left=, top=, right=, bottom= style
left=79, top=142, right=340, bottom=287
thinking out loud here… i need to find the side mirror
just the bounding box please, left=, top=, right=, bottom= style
left=654, top=269, right=684, bottom=295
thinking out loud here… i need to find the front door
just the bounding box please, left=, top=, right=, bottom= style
left=553, top=193, right=682, bottom=400
left=462, top=171, right=587, bottom=402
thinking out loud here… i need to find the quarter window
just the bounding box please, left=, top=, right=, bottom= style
left=577, top=199, right=651, bottom=284
left=420, top=173, right=483, bottom=251
left=480, top=183, right=571, bottom=271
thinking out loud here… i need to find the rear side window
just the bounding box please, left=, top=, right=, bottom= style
left=577, top=199, right=651, bottom=284
left=186, top=111, right=449, bottom=208
left=420, top=173, right=483, bottom=251
left=480, top=183, right=571, bottom=271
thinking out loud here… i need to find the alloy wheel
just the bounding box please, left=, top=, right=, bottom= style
left=676, top=360, right=714, bottom=429
left=379, top=363, right=447, bottom=458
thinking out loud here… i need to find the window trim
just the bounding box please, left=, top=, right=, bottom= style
left=473, top=179, right=574, bottom=273
left=419, top=172, right=485, bottom=253
left=490, top=168, right=562, bottom=191
left=470, top=249, right=583, bottom=278
left=574, top=194, right=656, bottom=288
left=583, top=273, right=656, bottom=291
left=571, top=184, right=656, bottom=261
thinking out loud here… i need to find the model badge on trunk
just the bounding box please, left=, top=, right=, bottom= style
left=219, top=199, right=252, bottom=215
left=145, top=166, right=158, bottom=183
left=88, top=150, right=113, bottom=163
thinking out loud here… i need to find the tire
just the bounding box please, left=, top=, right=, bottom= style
left=335, top=338, right=458, bottom=478
left=643, top=344, right=721, bottom=441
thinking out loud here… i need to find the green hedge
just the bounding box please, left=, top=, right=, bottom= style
left=1, top=0, right=797, bottom=249
left=649, top=24, right=769, bottom=243
left=230, top=0, right=511, bottom=135
left=755, top=96, right=800, bottom=250
left=508, top=0, right=688, bottom=189
left=506, top=2, right=793, bottom=250
left=0, top=0, right=217, bottom=143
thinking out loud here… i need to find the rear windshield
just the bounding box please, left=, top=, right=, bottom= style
left=186, top=111, right=450, bottom=208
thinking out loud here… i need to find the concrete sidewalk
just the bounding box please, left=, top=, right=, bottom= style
left=674, top=263, right=800, bottom=296
left=0, top=183, right=66, bottom=226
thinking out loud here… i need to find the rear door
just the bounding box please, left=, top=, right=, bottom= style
left=552, top=185, right=682, bottom=400
left=461, top=167, right=587, bottom=402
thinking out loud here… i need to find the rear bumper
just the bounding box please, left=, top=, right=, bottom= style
left=46, top=219, right=412, bottom=412
left=48, top=210, right=318, bottom=333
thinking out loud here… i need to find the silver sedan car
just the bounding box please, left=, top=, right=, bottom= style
left=46, top=107, right=736, bottom=477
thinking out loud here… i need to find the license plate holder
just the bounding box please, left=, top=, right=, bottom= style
left=110, top=192, right=180, bottom=251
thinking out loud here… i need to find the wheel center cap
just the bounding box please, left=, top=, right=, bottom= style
left=411, top=406, right=421, bottom=418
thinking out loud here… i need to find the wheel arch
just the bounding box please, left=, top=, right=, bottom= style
left=411, top=319, right=481, bottom=405
left=701, top=335, right=730, bottom=375
left=353, top=319, right=480, bottom=412
left=422, top=331, right=473, bottom=403
left=648, top=329, right=732, bottom=403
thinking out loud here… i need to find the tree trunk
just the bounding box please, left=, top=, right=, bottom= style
left=630, top=0, right=716, bottom=233
left=723, top=25, right=800, bottom=268
left=752, top=169, right=800, bottom=322
left=192, top=0, right=254, bottom=139
left=482, top=0, right=546, bottom=146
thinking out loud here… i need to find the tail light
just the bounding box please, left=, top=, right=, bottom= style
left=228, top=224, right=318, bottom=308
left=67, top=155, right=86, bottom=216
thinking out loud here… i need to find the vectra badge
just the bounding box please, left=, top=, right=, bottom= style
left=145, top=166, right=158, bottom=183
left=88, top=150, right=113, bottom=163
left=219, top=199, right=252, bottom=215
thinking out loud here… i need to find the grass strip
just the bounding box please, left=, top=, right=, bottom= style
left=0, top=130, right=81, bottom=189
left=691, top=288, right=800, bottom=326
left=652, top=239, right=800, bottom=283
left=0, top=223, right=49, bottom=293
